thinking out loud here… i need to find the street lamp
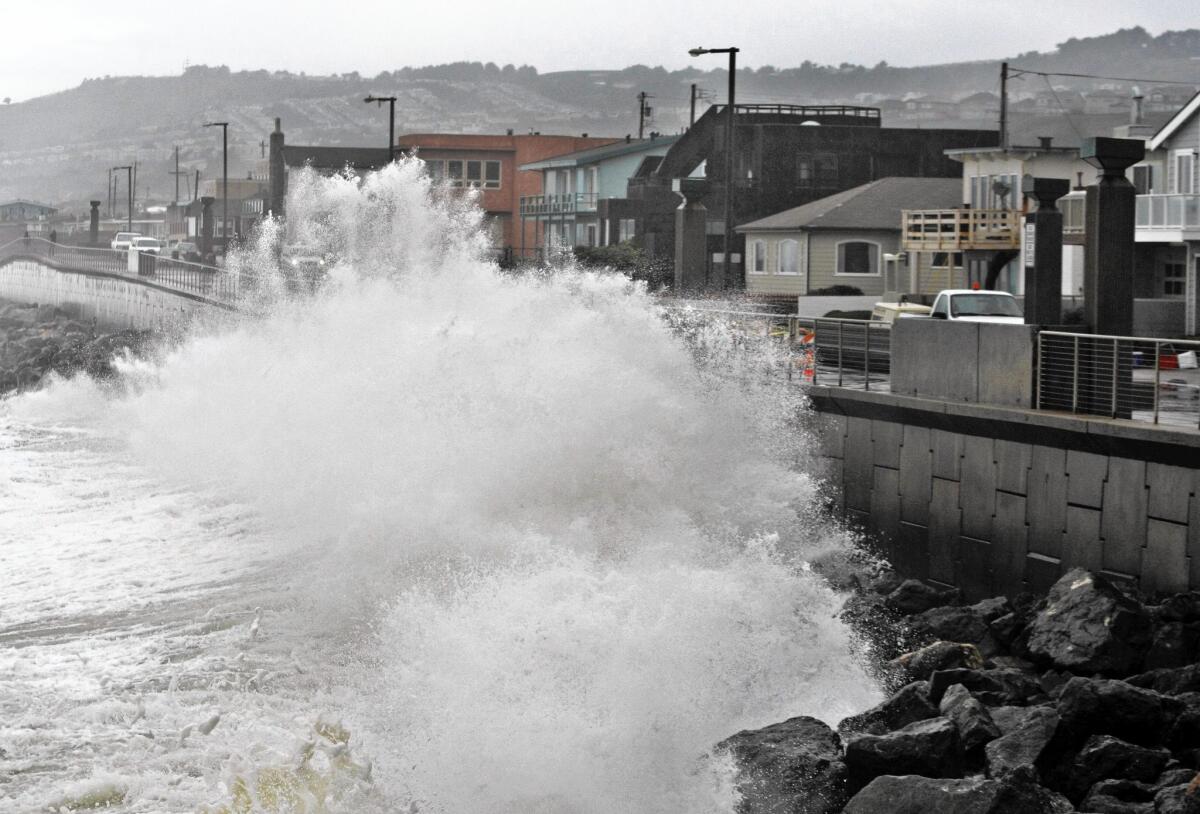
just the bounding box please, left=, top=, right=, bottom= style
left=112, top=165, right=133, bottom=233
left=689, top=46, right=739, bottom=289
left=203, top=122, right=228, bottom=254
left=364, top=95, right=398, bottom=164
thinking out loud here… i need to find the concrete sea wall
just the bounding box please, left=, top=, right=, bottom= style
left=0, top=259, right=222, bottom=331
left=811, top=386, right=1200, bottom=600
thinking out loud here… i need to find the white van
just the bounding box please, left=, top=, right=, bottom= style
left=111, top=232, right=142, bottom=251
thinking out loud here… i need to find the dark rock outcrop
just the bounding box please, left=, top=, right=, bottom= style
left=843, top=717, right=960, bottom=787
left=717, top=716, right=848, bottom=814
left=842, top=770, right=1072, bottom=814
left=884, top=580, right=960, bottom=615
left=891, top=642, right=983, bottom=682
left=938, top=684, right=1001, bottom=752
left=985, top=706, right=1059, bottom=777
left=1025, top=569, right=1153, bottom=675
left=837, top=681, right=937, bottom=739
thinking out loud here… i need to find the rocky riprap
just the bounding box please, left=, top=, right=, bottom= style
left=718, top=566, right=1200, bottom=813
left=0, top=301, right=153, bottom=394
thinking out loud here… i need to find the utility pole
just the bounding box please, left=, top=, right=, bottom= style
left=260, top=139, right=266, bottom=159
left=999, top=61, right=1009, bottom=151
left=107, top=168, right=113, bottom=219
left=364, top=95, right=398, bottom=163
left=203, top=122, right=229, bottom=252
left=690, top=84, right=697, bottom=128
left=637, top=92, right=653, bottom=139
left=113, top=165, right=133, bottom=232
left=170, top=146, right=190, bottom=202
left=689, top=46, right=739, bottom=289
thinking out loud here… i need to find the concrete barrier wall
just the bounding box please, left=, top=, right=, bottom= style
left=1134, top=298, right=1187, bottom=339
left=0, top=259, right=221, bottom=331
left=811, top=385, right=1200, bottom=600
left=890, top=320, right=1037, bottom=407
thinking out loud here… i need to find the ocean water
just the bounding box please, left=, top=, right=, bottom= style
left=0, top=160, right=880, bottom=813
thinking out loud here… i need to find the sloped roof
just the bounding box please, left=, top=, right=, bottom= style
left=736, top=177, right=962, bottom=233
left=518, top=136, right=679, bottom=171
left=1149, top=89, right=1200, bottom=151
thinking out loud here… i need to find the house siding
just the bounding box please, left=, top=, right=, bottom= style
left=808, top=230, right=897, bottom=295
left=743, top=232, right=809, bottom=296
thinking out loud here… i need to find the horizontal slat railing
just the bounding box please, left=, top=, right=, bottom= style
left=1037, top=330, right=1200, bottom=429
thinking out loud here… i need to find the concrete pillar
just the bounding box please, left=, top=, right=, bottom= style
left=269, top=118, right=286, bottom=219
left=89, top=201, right=100, bottom=246
left=1021, top=176, right=1069, bottom=325
left=1081, top=137, right=1144, bottom=336
left=674, top=178, right=709, bottom=291
left=200, top=196, right=215, bottom=258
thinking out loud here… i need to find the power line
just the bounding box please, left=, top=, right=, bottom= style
left=1040, top=74, right=1085, bottom=143
left=1009, top=66, right=1200, bottom=86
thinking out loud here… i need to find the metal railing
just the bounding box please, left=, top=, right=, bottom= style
left=0, top=237, right=249, bottom=306
left=716, top=103, right=881, bottom=121
left=662, top=305, right=891, bottom=392
left=901, top=208, right=1022, bottom=251
left=518, top=192, right=598, bottom=217
left=1136, top=193, right=1200, bottom=231
left=1037, top=331, right=1200, bottom=429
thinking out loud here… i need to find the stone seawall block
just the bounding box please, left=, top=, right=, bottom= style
left=1101, top=457, right=1148, bottom=575
left=899, top=425, right=932, bottom=526
left=1142, top=520, right=1188, bottom=596
left=1063, top=506, right=1104, bottom=573
left=844, top=417, right=874, bottom=513
left=960, top=436, right=996, bottom=541
left=1067, top=450, right=1108, bottom=509
left=1027, top=446, right=1068, bottom=558
left=929, top=478, right=962, bottom=584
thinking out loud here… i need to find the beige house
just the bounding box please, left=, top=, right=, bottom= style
left=737, top=177, right=962, bottom=298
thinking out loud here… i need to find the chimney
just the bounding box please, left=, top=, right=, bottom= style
left=1038, top=136, right=1053, bottom=150
left=1131, top=86, right=1144, bottom=125
left=582, top=133, right=588, bottom=138
left=506, top=128, right=513, bottom=136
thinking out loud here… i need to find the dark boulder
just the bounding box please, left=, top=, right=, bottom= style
left=1063, top=735, right=1170, bottom=801
left=1078, top=779, right=1155, bottom=813
left=907, top=606, right=999, bottom=658
left=1054, top=677, right=1181, bottom=747
left=843, top=717, right=960, bottom=787
left=837, top=681, right=938, bottom=738
left=1127, top=664, right=1200, bottom=696
left=1025, top=569, right=1152, bottom=675
left=891, top=642, right=983, bottom=682
left=884, top=580, right=961, bottom=615
left=1155, top=782, right=1200, bottom=814
left=1144, top=622, right=1200, bottom=670
left=928, top=668, right=1042, bottom=706
left=842, top=769, right=1072, bottom=814
left=985, top=706, right=1059, bottom=777
left=1166, top=693, right=1200, bottom=750
left=1160, top=593, right=1200, bottom=623
left=939, top=684, right=1001, bottom=752
left=717, top=715, right=847, bottom=814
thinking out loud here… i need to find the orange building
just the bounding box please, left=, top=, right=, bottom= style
left=396, top=132, right=620, bottom=261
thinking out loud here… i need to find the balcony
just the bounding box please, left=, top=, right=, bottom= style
left=519, top=193, right=598, bottom=217
left=1061, top=192, right=1200, bottom=240
left=901, top=208, right=1021, bottom=251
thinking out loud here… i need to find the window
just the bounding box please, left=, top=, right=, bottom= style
left=1175, top=152, right=1195, bottom=195
left=1132, top=164, right=1154, bottom=195
left=618, top=219, right=636, bottom=243
left=442, top=160, right=502, bottom=189
left=836, top=241, right=879, bottom=275
left=425, top=159, right=444, bottom=182
left=778, top=239, right=799, bottom=275
left=1164, top=262, right=1185, bottom=297
left=586, top=224, right=597, bottom=247
left=751, top=240, right=766, bottom=274
left=796, top=154, right=838, bottom=187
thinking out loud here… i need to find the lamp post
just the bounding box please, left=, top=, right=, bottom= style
left=689, top=46, right=739, bottom=289
left=113, top=165, right=133, bottom=232
left=203, top=122, right=228, bottom=254
left=364, top=95, right=397, bottom=163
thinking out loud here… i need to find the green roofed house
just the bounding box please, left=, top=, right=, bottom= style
left=735, top=177, right=963, bottom=298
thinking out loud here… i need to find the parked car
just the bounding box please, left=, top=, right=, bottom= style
left=132, top=237, right=162, bottom=255
left=111, top=232, right=142, bottom=251
left=929, top=290, right=1023, bottom=324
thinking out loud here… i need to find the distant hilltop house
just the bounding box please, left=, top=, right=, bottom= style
left=0, top=200, right=57, bottom=223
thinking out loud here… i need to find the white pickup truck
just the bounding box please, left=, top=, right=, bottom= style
left=928, top=290, right=1023, bottom=324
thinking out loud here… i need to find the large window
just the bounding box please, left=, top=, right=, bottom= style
left=836, top=241, right=879, bottom=275
left=1133, top=164, right=1155, bottom=195
left=778, top=239, right=799, bottom=275
left=751, top=240, right=766, bottom=274
left=424, top=159, right=502, bottom=189
left=796, top=154, right=838, bottom=188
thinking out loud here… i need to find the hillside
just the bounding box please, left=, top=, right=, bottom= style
left=1, top=26, right=1197, bottom=210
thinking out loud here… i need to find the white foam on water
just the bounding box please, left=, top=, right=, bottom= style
left=0, top=159, right=880, bottom=813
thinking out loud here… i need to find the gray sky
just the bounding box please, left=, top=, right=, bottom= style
left=2, top=0, right=1195, bottom=101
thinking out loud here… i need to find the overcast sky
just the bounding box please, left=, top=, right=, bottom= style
left=1, top=0, right=1194, bottom=101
